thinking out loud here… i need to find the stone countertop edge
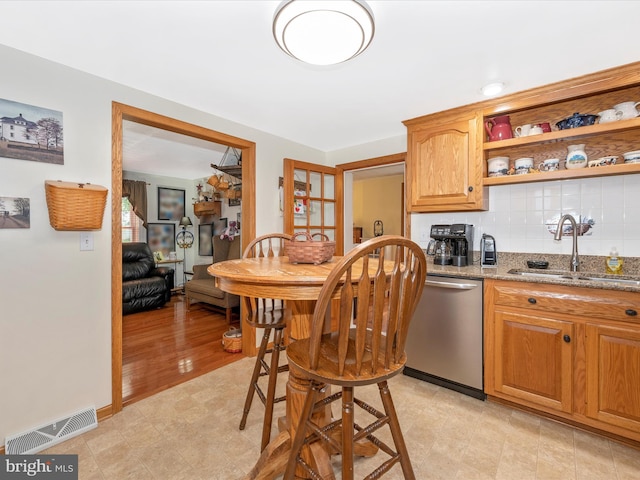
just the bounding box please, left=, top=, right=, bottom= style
left=424, top=252, right=640, bottom=293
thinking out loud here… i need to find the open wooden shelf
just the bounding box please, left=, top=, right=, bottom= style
left=483, top=117, right=640, bottom=152
left=483, top=161, right=640, bottom=186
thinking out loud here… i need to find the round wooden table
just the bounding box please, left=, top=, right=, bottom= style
left=209, top=256, right=379, bottom=480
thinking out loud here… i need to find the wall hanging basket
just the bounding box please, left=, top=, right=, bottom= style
left=45, top=180, right=108, bottom=231
left=222, top=327, right=242, bottom=353
left=285, top=232, right=335, bottom=265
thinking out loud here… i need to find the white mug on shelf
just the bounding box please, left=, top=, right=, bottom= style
left=528, top=125, right=544, bottom=135
left=598, top=109, right=623, bottom=123
left=514, top=157, right=534, bottom=174
left=514, top=124, right=532, bottom=137
left=538, top=158, right=560, bottom=172
left=613, top=101, right=640, bottom=120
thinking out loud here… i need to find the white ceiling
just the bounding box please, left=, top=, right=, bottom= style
left=1, top=1, right=638, bottom=179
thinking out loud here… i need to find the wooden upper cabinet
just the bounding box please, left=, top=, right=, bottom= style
left=404, top=109, right=487, bottom=212
left=404, top=62, right=640, bottom=207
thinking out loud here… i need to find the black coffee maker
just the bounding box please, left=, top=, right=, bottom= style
left=427, top=224, right=474, bottom=267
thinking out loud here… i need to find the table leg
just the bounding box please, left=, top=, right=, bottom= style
left=244, top=299, right=337, bottom=479
left=243, top=361, right=335, bottom=480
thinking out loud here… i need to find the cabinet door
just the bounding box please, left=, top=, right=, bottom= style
left=407, top=113, right=485, bottom=212
left=586, top=323, right=640, bottom=433
left=493, top=310, right=574, bottom=413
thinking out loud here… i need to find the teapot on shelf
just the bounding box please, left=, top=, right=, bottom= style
left=485, top=115, right=513, bottom=141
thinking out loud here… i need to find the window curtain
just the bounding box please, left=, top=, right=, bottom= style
left=122, top=179, right=148, bottom=228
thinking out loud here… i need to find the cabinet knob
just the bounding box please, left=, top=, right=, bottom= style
left=563, top=334, right=571, bottom=343
left=527, top=297, right=537, bottom=304
left=626, top=309, right=638, bottom=317
left=468, top=186, right=474, bottom=192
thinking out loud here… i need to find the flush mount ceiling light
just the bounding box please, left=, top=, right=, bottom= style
left=273, top=0, right=375, bottom=66
left=481, top=82, right=505, bottom=97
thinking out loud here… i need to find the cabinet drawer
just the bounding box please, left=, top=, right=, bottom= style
left=491, top=280, right=640, bottom=324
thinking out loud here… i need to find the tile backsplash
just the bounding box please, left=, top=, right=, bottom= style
left=411, top=174, right=640, bottom=258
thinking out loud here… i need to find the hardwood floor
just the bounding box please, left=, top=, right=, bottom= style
left=122, top=294, right=243, bottom=406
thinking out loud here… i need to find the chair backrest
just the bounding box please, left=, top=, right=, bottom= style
left=122, top=242, right=154, bottom=281
left=308, top=235, right=427, bottom=376
left=242, top=233, right=292, bottom=324
left=213, top=236, right=241, bottom=263
left=243, top=233, right=292, bottom=259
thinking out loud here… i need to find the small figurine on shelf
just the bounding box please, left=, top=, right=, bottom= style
left=220, top=221, right=239, bottom=241
left=196, top=183, right=205, bottom=202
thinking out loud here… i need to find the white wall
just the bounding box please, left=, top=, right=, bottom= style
left=0, top=44, right=325, bottom=443
left=410, top=176, right=640, bottom=259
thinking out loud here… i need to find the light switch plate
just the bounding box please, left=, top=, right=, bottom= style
left=80, top=232, right=94, bottom=251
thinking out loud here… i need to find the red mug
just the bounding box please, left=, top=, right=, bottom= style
left=537, top=122, right=551, bottom=133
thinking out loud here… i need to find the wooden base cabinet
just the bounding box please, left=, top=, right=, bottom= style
left=485, top=279, right=640, bottom=444
left=492, top=310, right=574, bottom=414
left=586, top=323, right=640, bottom=433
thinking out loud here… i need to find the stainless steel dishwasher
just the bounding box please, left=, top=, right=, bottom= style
left=404, top=274, right=485, bottom=400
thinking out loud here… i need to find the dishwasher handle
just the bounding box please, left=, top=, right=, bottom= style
left=425, top=279, right=479, bottom=290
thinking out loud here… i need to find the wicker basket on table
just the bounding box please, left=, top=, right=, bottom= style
left=44, top=180, right=108, bottom=231
left=285, top=232, right=336, bottom=265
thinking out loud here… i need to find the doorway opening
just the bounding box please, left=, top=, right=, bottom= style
left=336, top=152, right=408, bottom=251
left=111, top=102, right=256, bottom=415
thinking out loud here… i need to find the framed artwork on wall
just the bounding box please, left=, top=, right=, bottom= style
left=157, top=187, right=185, bottom=221
left=228, top=198, right=241, bottom=207
left=0, top=98, right=64, bottom=165
left=0, top=196, right=30, bottom=228
left=213, top=217, right=228, bottom=236
left=147, top=223, right=175, bottom=257
left=198, top=224, right=213, bottom=256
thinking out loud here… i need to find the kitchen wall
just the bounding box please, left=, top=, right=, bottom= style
left=353, top=174, right=403, bottom=240
left=0, top=43, right=326, bottom=444
left=411, top=175, right=640, bottom=259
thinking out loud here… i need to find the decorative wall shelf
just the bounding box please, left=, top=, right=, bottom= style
left=194, top=200, right=221, bottom=218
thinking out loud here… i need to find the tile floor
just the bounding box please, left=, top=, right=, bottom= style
left=44, top=357, right=640, bottom=479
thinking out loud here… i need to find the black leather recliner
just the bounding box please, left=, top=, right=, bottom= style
left=122, top=242, right=174, bottom=315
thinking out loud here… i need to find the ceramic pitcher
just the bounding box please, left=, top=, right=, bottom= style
left=565, top=144, right=588, bottom=169
left=485, top=115, right=513, bottom=141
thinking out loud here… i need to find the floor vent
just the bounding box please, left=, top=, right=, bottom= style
left=5, top=406, right=97, bottom=454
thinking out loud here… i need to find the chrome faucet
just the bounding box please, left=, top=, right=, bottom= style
left=554, top=214, right=580, bottom=272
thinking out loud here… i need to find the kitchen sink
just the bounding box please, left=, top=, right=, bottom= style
left=507, top=269, right=640, bottom=286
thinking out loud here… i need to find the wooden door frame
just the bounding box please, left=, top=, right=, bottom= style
left=336, top=152, right=409, bottom=238
left=111, top=102, right=256, bottom=415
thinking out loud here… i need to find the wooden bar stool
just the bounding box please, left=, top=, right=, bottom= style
left=238, top=233, right=292, bottom=452
left=283, top=236, right=427, bottom=480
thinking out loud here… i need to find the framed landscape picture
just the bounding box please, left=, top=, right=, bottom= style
left=147, top=223, right=175, bottom=257
left=157, top=187, right=185, bottom=221
left=0, top=196, right=30, bottom=228
left=0, top=98, right=64, bottom=165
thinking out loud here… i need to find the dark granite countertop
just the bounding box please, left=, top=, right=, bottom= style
left=425, top=252, right=640, bottom=293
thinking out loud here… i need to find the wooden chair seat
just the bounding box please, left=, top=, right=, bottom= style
left=286, top=331, right=405, bottom=387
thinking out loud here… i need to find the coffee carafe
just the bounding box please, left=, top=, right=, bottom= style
left=433, top=239, right=452, bottom=265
